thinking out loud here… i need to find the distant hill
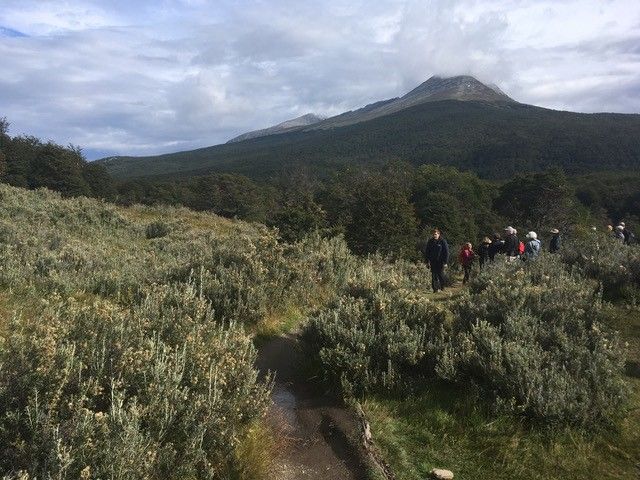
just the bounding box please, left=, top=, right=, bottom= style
left=100, top=76, right=640, bottom=181
left=227, top=113, right=326, bottom=143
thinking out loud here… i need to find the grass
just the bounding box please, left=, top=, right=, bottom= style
left=362, top=303, right=640, bottom=480
left=233, top=419, right=279, bottom=480
left=253, top=304, right=306, bottom=343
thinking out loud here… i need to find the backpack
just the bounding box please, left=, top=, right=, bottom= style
left=518, top=241, right=525, bottom=255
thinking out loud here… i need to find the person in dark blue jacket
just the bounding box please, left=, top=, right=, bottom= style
left=549, top=228, right=561, bottom=253
left=423, top=228, right=449, bottom=293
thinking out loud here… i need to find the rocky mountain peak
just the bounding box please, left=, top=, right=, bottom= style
left=403, top=75, right=514, bottom=103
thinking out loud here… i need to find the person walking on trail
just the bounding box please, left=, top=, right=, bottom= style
left=488, top=233, right=503, bottom=262
left=503, top=226, right=520, bottom=262
left=523, top=231, right=541, bottom=260
left=458, top=242, right=475, bottom=284
left=619, top=222, right=636, bottom=245
left=549, top=228, right=561, bottom=253
left=424, top=228, right=449, bottom=293
left=478, top=237, right=492, bottom=268
left=614, top=225, right=625, bottom=242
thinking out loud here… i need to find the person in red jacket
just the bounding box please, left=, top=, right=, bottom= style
left=458, top=242, right=475, bottom=284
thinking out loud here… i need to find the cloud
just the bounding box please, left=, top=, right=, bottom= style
left=0, top=0, right=639, bottom=159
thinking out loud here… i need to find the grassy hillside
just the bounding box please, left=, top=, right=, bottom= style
left=0, top=184, right=344, bottom=479
left=101, top=100, right=640, bottom=181
left=1, top=184, right=639, bottom=479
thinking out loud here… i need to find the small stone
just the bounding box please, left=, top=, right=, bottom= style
left=363, top=421, right=372, bottom=442
left=430, top=468, right=454, bottom=480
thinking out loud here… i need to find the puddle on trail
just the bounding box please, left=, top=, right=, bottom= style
left=272, top=384, right=298, bottom=425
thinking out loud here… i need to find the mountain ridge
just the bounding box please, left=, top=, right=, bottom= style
left=227, top=113, right=326, bottom=143
left=224, top=76, right=511, bottom=144
left=301, top=75, right=515, bottom=132
left=98, top=74, right=640, bottom=181
left=100, top=98, right=640, bottom=181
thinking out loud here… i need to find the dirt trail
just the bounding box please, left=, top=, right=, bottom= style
left=256, top=334, right=370, bottom=480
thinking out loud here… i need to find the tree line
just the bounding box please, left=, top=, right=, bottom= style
left=1, top=117, right=637, bottom=259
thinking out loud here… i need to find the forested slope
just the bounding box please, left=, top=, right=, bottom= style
left=102, top=100, right=640, bottom=181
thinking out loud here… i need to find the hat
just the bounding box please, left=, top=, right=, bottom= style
left=619, top=222, right=626, bottom=227
left=550, top=228, right=559, bottom=234
left=526, top=231, right=537, bottom=240
left=616, top=225, right=624, bottom=231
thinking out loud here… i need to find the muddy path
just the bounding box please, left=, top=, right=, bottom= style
left=256, top=333, right=371, bottom=480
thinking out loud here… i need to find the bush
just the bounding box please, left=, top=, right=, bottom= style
left=0, top=283, right=270, bottom=479
left=305, top=260, right=446, bottom=397
left=145, top=220, right=171, bottom=239
left=437, top=256, right=628, bottom=427
left=560, top=229, right=640, bottom=302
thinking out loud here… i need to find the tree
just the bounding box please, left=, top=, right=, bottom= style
left=346, top=172, right=418, bottom=259
left=83, top=162, right=116, bottom=200
left=413, top=165, right=501, bottom=247
left=494, top=168, right=577, bottom=230
left=28, top=142, right=90, bottom=197
left=0, top=117, right=8, bottom=151
left=0, top=151, right=6, bottom=180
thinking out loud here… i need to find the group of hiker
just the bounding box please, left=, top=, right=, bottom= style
left=422, top=222, right=634, bottom=293
left=609, top=222, right=636, bottom=245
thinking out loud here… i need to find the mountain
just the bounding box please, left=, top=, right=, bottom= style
left=227, top=113, right=326, bottom=143
left=0, top=26, right=27, bottom=37
left=100, top=76, right=640, bottom=181
left=305, top=75, right=515, bottom=130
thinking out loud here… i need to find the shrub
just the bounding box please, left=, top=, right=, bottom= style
left=560, top=230, right=640, bottom=302
left=145, top=220, right=171, bottom=239
left=305, top=262, right=447, bottom=397
left=437, top=256, right=628, bottom=427
left=0, top=283, right=270, bottom=479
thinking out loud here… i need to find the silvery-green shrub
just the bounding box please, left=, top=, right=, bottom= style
left=0, top=282, right=270, bottom=479
left=560, top=230, right=640, bottom=302
left=145, top=220, right=171, bottom=239
left=305, top=272, right=446, bottom=397
left=437, top=256, right=628, bottom=426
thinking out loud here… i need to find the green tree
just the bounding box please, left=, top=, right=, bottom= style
left=494, top=168, right=578, bottom=230
left=268, top=171, right=326, bottom=242
left=28, top=142, right=90, bottom=197
left=346, top=172, right=418, bottom=259
left=0, top=117, right=8, bottom=151
left=3, top=135, right=40, bottom=188
left=413, top=165, right=500, bottom=247
left=83, top=161, right=116, bottom=200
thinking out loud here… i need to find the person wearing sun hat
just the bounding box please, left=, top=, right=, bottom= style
left=524, top=231, right=541, bottom=260
left=503, top=226, right=519, bottom=261
left=618, top=222, right=635, bottom=245
left=549, top=228, right=561, bottom=253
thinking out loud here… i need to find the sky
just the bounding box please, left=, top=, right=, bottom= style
left=1, top=0, right=640, bottom=160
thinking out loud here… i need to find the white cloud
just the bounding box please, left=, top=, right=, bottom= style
left=0, top=0, right=639, bottom=159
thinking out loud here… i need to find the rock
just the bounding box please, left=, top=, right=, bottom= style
left=363, top=421, right=372, bottom=443
left=430, top=468, right=454, bottom=479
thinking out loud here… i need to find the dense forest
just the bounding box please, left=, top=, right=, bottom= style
left=0, top=118, right=114, bottom=199
left=100, top=100, right=640, bottom=181
left=1, top=117, right=638, bottom=261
